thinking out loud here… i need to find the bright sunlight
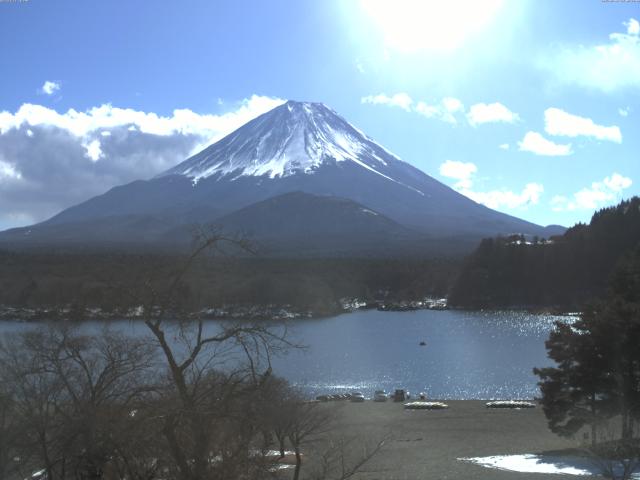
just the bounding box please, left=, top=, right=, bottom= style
left=360, top=0, right=505, bottom=53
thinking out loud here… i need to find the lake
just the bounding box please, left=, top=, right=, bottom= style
left=0, top=309, right=571, bottom=400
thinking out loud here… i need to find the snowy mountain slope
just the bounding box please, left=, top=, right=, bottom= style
left=159, top=101, right=422, bottom=196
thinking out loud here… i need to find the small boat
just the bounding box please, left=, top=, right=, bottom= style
left=404, top=401, right=448, bottom=410
left=486, top=400, right=535, bottom=409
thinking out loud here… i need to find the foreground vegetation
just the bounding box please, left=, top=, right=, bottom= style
left=0, top=237, right=387, bottom=480
left=534, top=246, right=640, bottom=479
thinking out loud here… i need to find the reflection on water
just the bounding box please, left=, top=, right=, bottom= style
left=277, top=310, right=572, bottom=399
left=0, top=309, right=574, bottom=400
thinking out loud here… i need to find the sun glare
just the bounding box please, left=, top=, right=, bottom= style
left=361, top=0, right=505, bottom=53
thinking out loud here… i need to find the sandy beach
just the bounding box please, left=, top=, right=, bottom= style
left=309, top=400, right=589, bottom=480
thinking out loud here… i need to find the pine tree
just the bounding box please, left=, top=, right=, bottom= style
left=535, top=246, right=640, bottom=444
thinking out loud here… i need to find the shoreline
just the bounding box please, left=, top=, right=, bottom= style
left=0, top=302, right=582, bottom=323
left=0, top=300, right=443, bottom=322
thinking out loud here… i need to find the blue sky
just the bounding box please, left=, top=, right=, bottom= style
left=0, top=0, right=638, bottom=229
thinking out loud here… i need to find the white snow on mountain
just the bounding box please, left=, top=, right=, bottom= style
left=160, top=101, right=423, bottom=195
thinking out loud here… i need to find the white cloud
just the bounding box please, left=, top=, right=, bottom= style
left=540, top=18, right=640, bottom=92
left=465, top=183, right=544, bottom=210
left=415, top=98, right=465, bottom=124
left=82, top=139, right=103, bottom=162
left=499, top=143, right=509, bottom=150
left=518, top=131, right=572, bottom=156
left=40, top=81, right=60, bottom=96
left=467, top=102, right=519, bottom=126
left=0, top=94, right=284, bottom=145
left=414, top=101, right=439, bottom=118
left=551, top=173, right=632, bottom=211
left=361, top=93, right=413, bottom=111
left=626, top=18, right=640, bottom=35
left=439, top=160, right=543, bottom=210
left=618, top=107, right=630, bottom=117
left=442, top=97, right=464, bottom=113
left=603, top=172, right=632, bottom=192
left=362, top=93, right=523, bottom=127
left=0, top=160, right=21, bottom=181
left=0, top=95, right=284, bottom=227
left=439, top=160, right=477, bottom=189
left=361, top=92, right=466, bottom=123
left=544, top=108, right=622, bottom=143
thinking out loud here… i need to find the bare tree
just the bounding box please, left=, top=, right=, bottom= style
left=256, top=376, right=297, bottom=459
left=0, top=385, right=21, bottom=480
left=0, top=231, right=388, bottom=480
left=585, top=422, right=640, bottom=480
left=133, top=232, right=296, bottom=480
left=0, top=325, right=156, bottom=480
left=309, top=434, right=390, bottom=480
left=287, top=400, right=335, bottom=480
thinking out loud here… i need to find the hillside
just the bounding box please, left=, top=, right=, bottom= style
left=449, top=197, right=640, bottom=309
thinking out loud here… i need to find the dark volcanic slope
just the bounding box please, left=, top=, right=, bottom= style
left=0, top=192, right=434, bottom=256
left=204, top=191, right=427, bottom=256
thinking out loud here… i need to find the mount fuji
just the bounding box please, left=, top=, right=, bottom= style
left=0, top=100, right=563, bottom=255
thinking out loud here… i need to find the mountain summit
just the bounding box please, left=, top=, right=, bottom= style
left=0, top=100, right=563, bottom=255
left=160, top=100, right=422, bottom=195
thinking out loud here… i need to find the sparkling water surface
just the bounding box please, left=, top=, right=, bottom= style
left=0, top=309, right=572, bottom=400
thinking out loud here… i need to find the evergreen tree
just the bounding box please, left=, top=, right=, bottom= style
left=534, top=246, right=640, bottom=444
left=534, top=313, right=617, bottom=445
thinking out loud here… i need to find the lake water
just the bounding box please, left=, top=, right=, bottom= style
left=0, top=309, right=571, bottom=400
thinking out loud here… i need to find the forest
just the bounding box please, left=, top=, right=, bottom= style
left=450, top=197, right=640, bottom=309
left=0, top=247, right=459, bottom=319
left=4, top=197, right=640, bottom=317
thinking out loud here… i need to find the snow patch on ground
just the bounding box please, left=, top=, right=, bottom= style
left=460, top=453, right=640, bottom=477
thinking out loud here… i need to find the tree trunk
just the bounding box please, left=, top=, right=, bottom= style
left=162, top=416, right=193, bottom=480
left=280, top=438, right=286, bottom=459
left=293, top=446, right=302, bottom=480
left=622, top=400, right=631, bottom=440
left=591, top=393, right=597, bottom=447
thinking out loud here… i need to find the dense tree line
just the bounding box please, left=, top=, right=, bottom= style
left=450, top=197, right=640, bottom=309
left=0, top=250, right=459, bottom=317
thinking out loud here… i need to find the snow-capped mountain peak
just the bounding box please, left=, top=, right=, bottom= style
left=9, top=101, right=556, bottom=250
left=159, top=100, right=410, bottom=186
